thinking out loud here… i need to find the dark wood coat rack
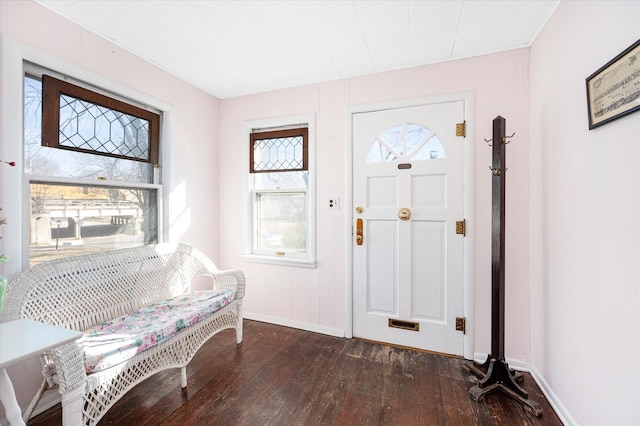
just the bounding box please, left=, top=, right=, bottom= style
left=463, top=116, right=542, bottom=416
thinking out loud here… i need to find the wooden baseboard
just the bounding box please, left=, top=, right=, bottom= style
left=243, top=312, right=345, bottom=338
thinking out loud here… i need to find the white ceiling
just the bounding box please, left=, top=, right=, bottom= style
left=35, top=0, right=559, bottom=99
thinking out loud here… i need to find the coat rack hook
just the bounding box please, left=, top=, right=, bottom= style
left=502, top=132, right=516, bottom=144
left=489, top=166, right=508, bottom=176
left=484, top=138, right=493, bottom=146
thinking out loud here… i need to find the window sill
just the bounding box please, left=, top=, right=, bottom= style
left=242, top=254, right=317, bottom=269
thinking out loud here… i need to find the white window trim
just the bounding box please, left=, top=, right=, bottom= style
left=243, top=114, right=316, bottom=268
left=0, top=36, right=172, bottom=277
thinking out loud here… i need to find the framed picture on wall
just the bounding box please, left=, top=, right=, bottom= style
left=586, top=38, right=640, bottom=130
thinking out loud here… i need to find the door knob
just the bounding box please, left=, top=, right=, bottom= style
left=398, top=208, right=411, bottom=221
left=356, top=218, right=363, bottom=245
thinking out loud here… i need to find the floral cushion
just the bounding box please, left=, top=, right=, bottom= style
left=79, top=289, right=235, bottom=374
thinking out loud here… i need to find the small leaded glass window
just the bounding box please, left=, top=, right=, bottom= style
left=42, top=75, right=160, bottom=165
left=367, top=123, right=445, bottom=163
left=250, top=128, right=308, bottom=173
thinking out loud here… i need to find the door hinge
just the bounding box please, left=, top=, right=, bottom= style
left=456, top=219, right=466, bottom=236
left=456, top=121, right=466, bottom=137
left=455, top=317, right=466, bottom=334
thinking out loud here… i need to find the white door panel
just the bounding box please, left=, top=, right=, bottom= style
left=353, top=101, right=466, bottom=355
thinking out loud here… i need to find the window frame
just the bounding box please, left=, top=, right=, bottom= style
left=249, top=127, right=308, bottom=173
left=244, top=114, right=316, bottom=268
left=252, top=187, right=309, bottom=256
left=22, top=63, right=165, bottom=266
left=41, top=74, right=160, bottom=165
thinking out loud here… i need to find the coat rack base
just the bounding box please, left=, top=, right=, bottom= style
left=463, top=357, right=542, bottom=416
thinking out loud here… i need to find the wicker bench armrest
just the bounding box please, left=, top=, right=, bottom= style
left=47, top=341, right=87, bottom=396
left=209, top=269, right=246, bottom=299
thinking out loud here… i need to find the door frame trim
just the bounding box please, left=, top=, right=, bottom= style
left=344, top=92, right=475, bottom=359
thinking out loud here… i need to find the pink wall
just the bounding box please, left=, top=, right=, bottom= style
left=219, top=49, right=533, bottom=358
left=0, top=0, right=221, bottom=416
left=530, top=1, right=640, bottom=424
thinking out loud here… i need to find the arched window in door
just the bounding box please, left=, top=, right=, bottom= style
left=367, top=123, right=445, bottom=163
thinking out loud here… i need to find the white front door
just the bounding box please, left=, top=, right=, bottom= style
left=352, top=100, right=466, bottom=355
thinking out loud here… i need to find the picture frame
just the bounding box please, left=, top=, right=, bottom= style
left=586, top=38, right=640, bottom=130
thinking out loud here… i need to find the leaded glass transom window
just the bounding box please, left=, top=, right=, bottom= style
left=58, top=94, right=149, bottom=160
left=250, top=128, right=308, bottom=173
left=367, top=123, right=445, bottom=163
left=42, top=75, right=160, bottom=165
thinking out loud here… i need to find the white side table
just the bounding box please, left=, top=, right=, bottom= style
left=0, top=319, right=82, bottom=426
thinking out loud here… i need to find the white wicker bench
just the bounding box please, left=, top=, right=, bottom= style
left=0, top=243, right=245, bottom=426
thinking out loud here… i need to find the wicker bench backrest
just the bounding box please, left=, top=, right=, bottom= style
left=0, top=243, right=221, bottom=332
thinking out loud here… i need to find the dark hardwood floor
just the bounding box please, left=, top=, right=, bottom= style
left=29, top=320, right=562, bottom=426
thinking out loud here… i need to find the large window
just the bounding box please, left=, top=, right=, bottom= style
left=24, top=68, right=162, bottom=265
left=246, top=118, right=315, bottom=267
